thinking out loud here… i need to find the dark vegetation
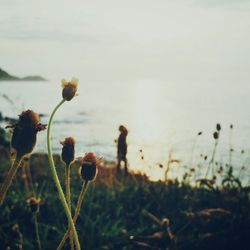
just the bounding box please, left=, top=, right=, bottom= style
left=0, top=129, right=250, bottom=250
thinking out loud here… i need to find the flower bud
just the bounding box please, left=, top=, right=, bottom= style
left=9, top=110, right=46, bottom=158
left=80, top=152, right=100, bottom=181
left=60, top=137, right=75, bottom=166
left=61, top=78, right=78, bottom=101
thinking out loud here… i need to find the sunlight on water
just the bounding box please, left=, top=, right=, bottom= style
left=131, top=80, right=162, bottom=143
left=1, top=80, right=250, bottom=181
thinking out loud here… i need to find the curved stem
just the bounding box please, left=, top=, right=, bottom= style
left=57, top=181, right=89, bottom=250
left=47, top=99, right=81, bottom=250
left=65, top=165, right=74, bottom=250
left=0, top=156, right=22, bottom=204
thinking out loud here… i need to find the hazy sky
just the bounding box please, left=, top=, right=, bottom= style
left=0, top=0, right=250, bottom=83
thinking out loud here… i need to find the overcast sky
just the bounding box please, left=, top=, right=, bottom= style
left=0, top=0, right=250, bottom=83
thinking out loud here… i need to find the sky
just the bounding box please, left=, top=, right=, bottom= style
left=0, top=0, right=250, bottom=83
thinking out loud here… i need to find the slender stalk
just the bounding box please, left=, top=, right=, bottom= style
left=205, top=139, right=218, bottom=178
left=229, top=126, right=233, bottom=168
left=26, top=163, right=35, bottom=195
left=65, top=165, right=74, bottom=250
left=57, top=181, right=89, bottom=250
left=0, top=156, right=22, bottom=204
left=34, top=212, right=42, bottom=250
left=47, top=99, right=81, bottom=250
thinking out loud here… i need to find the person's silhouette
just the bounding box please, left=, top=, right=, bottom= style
left=116, top=125, right=128, bottom=175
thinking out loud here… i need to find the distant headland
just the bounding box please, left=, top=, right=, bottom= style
left=0, top=68, right=47, bottom=81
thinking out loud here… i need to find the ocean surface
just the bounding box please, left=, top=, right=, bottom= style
left=1, top=80, right=250, bottom=181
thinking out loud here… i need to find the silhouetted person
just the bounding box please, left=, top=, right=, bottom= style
left=116, top=125, right=128, bottom=175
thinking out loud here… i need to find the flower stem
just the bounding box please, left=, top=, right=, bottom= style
left=205, top=139, right=219, bottom=179
left=34, top=212, right=42, bottom=250
left=65, top=165, right=74, bottom=250
left=0, top=156, right=22, bottom=204
left=57, top=181, right=89, bottom=250
left=47, top=99, right=81, bottom=250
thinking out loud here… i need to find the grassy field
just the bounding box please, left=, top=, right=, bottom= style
left=0, top=151, right=250, bottom=250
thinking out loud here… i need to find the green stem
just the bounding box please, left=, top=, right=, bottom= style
left=34, top=212, right=42, bottom=250
left=0, top=156, right=22, bottom=204
left=57, top=181, right=89, bottom=250
left=47, top=99, right=81, bottom=250
left=65, top=165, right=74, bottom=250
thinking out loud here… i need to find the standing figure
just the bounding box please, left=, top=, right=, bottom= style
left=116, top=125, right=128, bottom=175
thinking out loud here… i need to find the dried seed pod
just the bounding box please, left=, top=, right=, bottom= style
left=61, top=78, right=78, bottom=101
left=9, top=110, right=46, bottom=158
left=27, top=197, right=41, bottom=213
left=60, top=137, right=75, bottom=166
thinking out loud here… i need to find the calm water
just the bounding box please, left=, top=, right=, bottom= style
left=1, top=80, right=250, bottom=180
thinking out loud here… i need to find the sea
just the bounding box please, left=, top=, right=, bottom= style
left=1, top=80, right=250, bottom=181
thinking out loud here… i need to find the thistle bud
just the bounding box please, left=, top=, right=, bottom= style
left=9, top=110, right=46, bottom=158
left=80, top=152, right=100, bottom=181
left=26, top=197, right=41, bottom=213
left=61, top=78, right=78, bottom=101
left=60, top=137, right=75, bottom=166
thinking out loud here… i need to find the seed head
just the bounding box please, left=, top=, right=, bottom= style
left=61, top=78, right=78, bottom=101
left=216, top=123, right=221, bottom=131
left=213, top=131, right=219, bottom=140
left=80, top=152, right=101, bottom=181
left=9, top=110, right=46, bottom=158
left=60, top=137, right=75, bottom=166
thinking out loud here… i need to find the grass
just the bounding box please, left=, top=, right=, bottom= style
left=0, top=152, right=250, bottom=250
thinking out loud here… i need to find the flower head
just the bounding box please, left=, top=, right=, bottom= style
left=9, top=110, right=46, bottom=158
left=60, top=137, right=76, bottom=166
left=61, top=78, right=78, bottom=101
left=79, top=152, right=101, bottom=181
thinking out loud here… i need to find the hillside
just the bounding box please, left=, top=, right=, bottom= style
left=0, top=68, right=47, bottom=81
